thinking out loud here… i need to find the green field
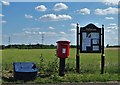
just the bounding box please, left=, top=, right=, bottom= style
left=1, top=48, right=119, bottom=83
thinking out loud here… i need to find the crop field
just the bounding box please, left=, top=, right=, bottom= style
left=1, top=48, right=120, bottom=84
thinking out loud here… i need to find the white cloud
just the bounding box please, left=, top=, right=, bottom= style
left=107, top=23, right=118, bottom=29
left=23, top=27, right=40, bottom=32
left=70, top=29, right=76, bottom=32
left=105, top=17, right=114, bottom=20
left=0, top=20, right=7, bottom=24
left=105, top=30, right=112, bottom=32
left=24, top=31, right=37, bottom=35
left=109, top=23, right=117, bottom=26
left=80, top=8, right=90, bottom=15
left=107, top=26, right=118, bottom=29
left=38, top=32, right=42, bottom=34
left=38, top=32, right=46, bottom=35
left=13, top=32, right=26, bottom=36
left=39, top=32, right=56, bottom=37
left=26, top=31, right=44, bottom=35
left=24, top=31, right=57, bottom=36
left=24, top=31, right=32, bottom=34
left=45, top=32, right=56, bottom=35
left=39, top=14, right=72, bottom=21
left=53, top=3, right=68, bottom=11
left=25, top=14, right=33, bottom=19
left=1, top=1, right=10, bottom=6
left=60, top=32, right=66, bottom=35
left=48, top=26, right=55, bottom=30
left=95, top=7, right=118, bottom=15
left=0, top=14, right=4, bottom=17
left=70, top=23, right=77, bottom=28
left=35, top=5, right=47, bottom=12
left=102, top=0, right=119, bottom=6
left=33, top=32, right=37, bottom=35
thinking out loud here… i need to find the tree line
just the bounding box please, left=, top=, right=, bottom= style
left=0, top=44, right=76, bottom=49
left=0, top=44, right=119, bottom=49
left=106, top=44, right=120, bottom=48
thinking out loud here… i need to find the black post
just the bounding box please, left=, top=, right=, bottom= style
left=59, top=58, right=65, bottom=76
left=76, top=23, right=80, bottom=73
left=101, top=25, right=105, bottom=74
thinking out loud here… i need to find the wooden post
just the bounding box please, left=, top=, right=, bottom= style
left=59, top=58, right=65, bottom=76
left=76, top=23, right=80, bottom=73
left=101, top=25, right=105, bottom=74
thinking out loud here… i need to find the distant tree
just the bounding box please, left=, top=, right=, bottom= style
left=106, top=44, right=109, bottom=48
left=0, top=45, right=5, bottom=49
left=50, top=44, right=54, bottom=47
left=70, top=45, right=76, bottom=48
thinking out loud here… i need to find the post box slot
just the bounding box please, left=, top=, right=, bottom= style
left=61, top=44, right=68, bottom=46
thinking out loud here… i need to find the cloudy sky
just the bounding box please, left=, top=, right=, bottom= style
left=0, top=0, right=119, bottom=46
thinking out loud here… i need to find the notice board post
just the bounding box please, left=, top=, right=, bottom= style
left=76, top=23, right=80, bottom=73
left=101, top=25, right=105, bottom=74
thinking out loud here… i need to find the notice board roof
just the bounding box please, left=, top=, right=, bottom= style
left=80, top=23, right=101, bottom=31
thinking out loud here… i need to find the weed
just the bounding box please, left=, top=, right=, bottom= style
left=37, top=54, right=46, bottom=73
left=46, top=57, right=59, bottom=75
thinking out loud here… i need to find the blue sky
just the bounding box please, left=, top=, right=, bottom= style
left=0, top=0, right=119, bottom=46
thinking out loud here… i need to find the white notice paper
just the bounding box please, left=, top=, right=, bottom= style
left=92, top=39, right=99, bottom=44
left=86, top=38, right=91, bottom=46
left=93, top=46, right=99, bottom=51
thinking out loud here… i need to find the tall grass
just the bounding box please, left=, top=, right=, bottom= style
left=2, top=48, right=118, bottom=73
left=1, top=48, right=119, bottom=83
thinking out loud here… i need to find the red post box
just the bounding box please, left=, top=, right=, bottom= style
left=56, top=41, right=70, bottom=58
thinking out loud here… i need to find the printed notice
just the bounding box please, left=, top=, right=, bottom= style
left=93, top=46, right=99, bottom=51
left=82, top=32, right=86, bottom=39
left=86, top=38, right=91, bottom=46
left=92, top=39, right=99, bottom=44
left=91, top=33, right=99, bottom=39
left=82, top=43, right=86, bottom=51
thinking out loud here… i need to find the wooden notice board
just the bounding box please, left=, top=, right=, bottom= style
left=80, top=24, right=101, bottom=53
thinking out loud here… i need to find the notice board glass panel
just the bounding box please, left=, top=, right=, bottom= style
left=80, top=24, right=101, bottom=53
